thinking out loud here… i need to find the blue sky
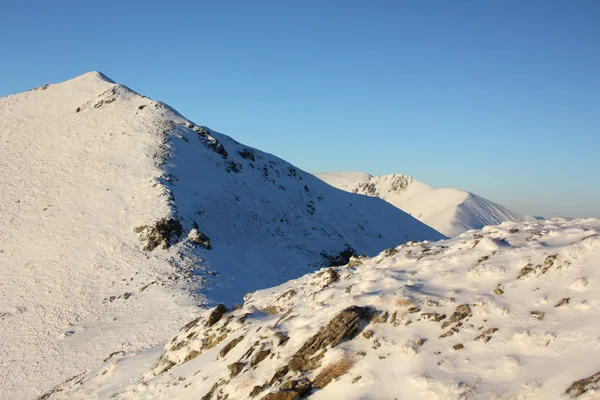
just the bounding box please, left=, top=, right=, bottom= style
left=1, top=1, right=598, bottom=217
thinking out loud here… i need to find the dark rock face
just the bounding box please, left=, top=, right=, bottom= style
left=565, top=371, right=600, bottom=398
left=135, top=218, right=183, bottom=251
left=321, top=246, right=358, bottom=267
left=206, top=304, right=228, bottom=328
left=288, top=306, right=371, bottom=372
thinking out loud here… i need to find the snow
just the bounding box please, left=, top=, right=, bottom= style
left=314, top=172, right=531, bottom=237
left=0, top=72, right=442, bottom=399
left=45, top=217, right=600, bottom=399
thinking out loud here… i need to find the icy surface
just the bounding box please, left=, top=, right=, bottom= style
left=0, top=73, right=442, bottom=399
left=45, top=218, right=600, bottom=399
left=314, top=172, right=531, bottom=237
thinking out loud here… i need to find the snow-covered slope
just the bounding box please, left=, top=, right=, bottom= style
left=314, top=172, right=530, bottom=237
left=0, top=73, right=442, bottom=399
left=44, top=218, right=600, bottom=399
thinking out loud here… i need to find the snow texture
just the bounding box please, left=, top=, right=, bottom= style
left=0, top=72, right=442, bottom=399
left=314, top=172, right=531, bottom=237
left=42, top=218, right=600, bottom=400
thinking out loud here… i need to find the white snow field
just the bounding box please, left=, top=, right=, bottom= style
left=0, top=72, right=442, bottom=399
left=43, top=218, right=600, bottom=399
left=314, top=172, right=531, bottom=237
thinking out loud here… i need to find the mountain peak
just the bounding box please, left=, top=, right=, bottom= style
left=75, top=70, right=115, bottom=83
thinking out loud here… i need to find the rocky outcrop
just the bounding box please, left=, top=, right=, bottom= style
left=134, top=217, right=183, bottom=251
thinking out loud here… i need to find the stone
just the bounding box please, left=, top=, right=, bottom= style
left=206, top=304, right=228, bottom=327
left=565, top=370, right=600, bottom=398
left=288, top=306, right=371, bottom=371
left=227, top=362, right=245, bottom=377
left=219, top=335, right=244, bottom=358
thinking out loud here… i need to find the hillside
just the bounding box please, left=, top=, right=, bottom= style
left=43, top=217, right=600, bottom=399
left=314, top=172, right=530, bottom=237
left=0, top=72, right=442, bottom=399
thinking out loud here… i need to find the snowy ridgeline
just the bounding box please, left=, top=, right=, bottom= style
left=314, top=172, right=531, bottom=237
left=41, top=218, right=600, bottom=399
left=0, top=72, right=442, bottom=399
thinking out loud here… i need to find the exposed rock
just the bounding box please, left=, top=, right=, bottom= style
left=317, top=268, right=340, bottom=286
left=237, top=148, right=256, bottom=161
left=227, top=362, right=245, bottom=377
left=250, top=348, right=271, bottom=367
left=441, top=304, right=471, bottom=328
left=189, top=228, right=211, bottom=249
left=219, top=335, right=244, bottom=358
left=555, top=298, right=570, bottom=307
left=321, top=246, right=358, bottom=267
left=288, top=306, right=370, bottom=371
left=274, top=332, right=289, bottom=346
left=135, top=218, right=183, bottom=251
left=530, top=311, right=545, bottom=321
left=565, top=370, right=600, bottom=398
left=278, top=378, right=312, bottom=397
left=263, top=392, right=299, bottom=400
left=207, top=304, right=228, bottom=328
left=362, top=330, right=374, bottom=339
left=453, top=343, right=464, bottom=350
left=494, top=288, right=504, bottom=295
left=421, top=313, right=446, bottom=322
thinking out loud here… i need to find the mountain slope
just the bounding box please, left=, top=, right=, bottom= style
left=0, top=73, right=443, bottom=399
left=45, top=218, right=600, bottom=399
left=314, top=172, right=530, bottom=237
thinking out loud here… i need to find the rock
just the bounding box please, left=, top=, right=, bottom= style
left=530, top=311, right=545, bottom=321
left=206, top=304, right=228, bottom=327
left=249, top=385, right=265, bottom=398
left=250, top=348, right=271, bottom=367
left=441, top=304, right=471, bottom=328
left=227, top=362, right=245, bottom=377
left=262, top=392, right=299, bottom=400
left=189, top=229, right=211, bottom=249
left=278, top=378, right=311, bottom=397
left=555, top=298, right=570, bottom=307
left=439, top=330, right=454, bottom=338
left=288, top=306, right=371, bottom=371
left=219, top=335, right=244, bottom=358
left=318, top=268, right=340, bottom=286
left=494, top=288, right=504, bottom=295
left=135, top=218, right=183, bottom=251
left=421, top=313, right=446, bottom=322
left=408, top=306, right=421, bottom=313
left=362, top=330, right=374, bottom=339
left=565, top=370, right=600, bottom=398
left=237, top=148, right=256, bottom=161
left=416, top=338, right=425, bottom=346
left=274, top=332, right=289, bottom=346
left=321, top=246, right=358, bottom=267
left=453, top=343, right=464, bottom=350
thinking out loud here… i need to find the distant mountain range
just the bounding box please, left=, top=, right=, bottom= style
left=314, top=172, right=531, bottom=237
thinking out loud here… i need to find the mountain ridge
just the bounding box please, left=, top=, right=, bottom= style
left=0, top=72, right=443, bottom=399
left=314, top=172, right=530, bottom=237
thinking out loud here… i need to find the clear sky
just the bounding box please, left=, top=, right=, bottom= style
left=1, top=0, right=598, bottom=217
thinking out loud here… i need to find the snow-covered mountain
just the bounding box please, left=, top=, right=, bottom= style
left=0, top=72, right=442, bottom=399
left=43, top=218, right=600, bottom=399
left=314, top=172, right=530, bottom=237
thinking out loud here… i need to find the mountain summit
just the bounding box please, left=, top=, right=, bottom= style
left=314, top=172, right=530, bottom=237
left=0, top=72, right=442, bottom=398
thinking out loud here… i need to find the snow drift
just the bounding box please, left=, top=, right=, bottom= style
left=314, top=172, right=530, bottom=237
left=0, top=72, right=442, bottom=399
